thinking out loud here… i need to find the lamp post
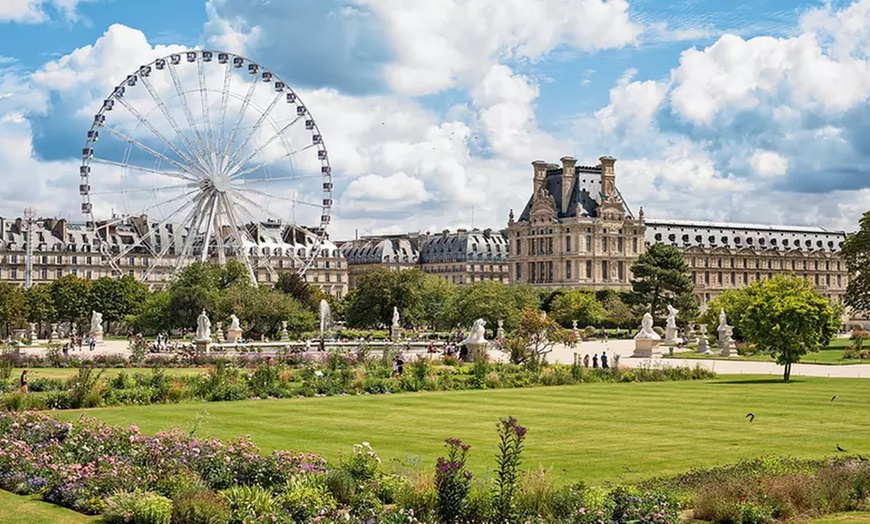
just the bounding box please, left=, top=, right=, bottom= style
left=23, top=207, right=35, bottom=290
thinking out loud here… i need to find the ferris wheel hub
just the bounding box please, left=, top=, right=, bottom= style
left=212, top=173, right=231, bottom=193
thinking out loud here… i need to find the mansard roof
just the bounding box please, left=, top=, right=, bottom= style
left=516, top=162, right=632, bottom=222
left=419, top=229, right=509, bottom=264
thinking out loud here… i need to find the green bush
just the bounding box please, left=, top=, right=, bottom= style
left=103, top=490, right=172, bottom=524
left=171, top=492, right=231, bottom=524
left=279, top=475, right=337, bottom=522
left=325, top=468, right=356, bottom=505
left=219, top=485, right=282, bottom=524
left=153, top=468, right=207, bottom=499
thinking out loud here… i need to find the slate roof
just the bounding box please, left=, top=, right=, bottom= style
left=517, top=164, right=632, bottom=222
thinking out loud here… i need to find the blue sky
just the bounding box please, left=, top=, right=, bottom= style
left=1, top=0, right=869, bottom=238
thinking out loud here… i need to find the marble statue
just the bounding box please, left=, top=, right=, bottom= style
left=634, top=312, right=661, bottom=340
left=90, top=311, right=103, bottom=335
left=229, top=314, right=240, bottom=331
left=465, top=318, right=487, bottom=343
left=392, top=306, right=400, bottom=327
left=572, top=320, right=578, bottom=330
left=196, top=310, right=212, bottom=341
left=666, top=304, right=678, bottom=329
left=496, top=319, right=505, bottom=339
left=718, top=308, right=728, bottom=331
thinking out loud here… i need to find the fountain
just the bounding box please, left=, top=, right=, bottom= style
left=319, top=299, right=332, bottom=340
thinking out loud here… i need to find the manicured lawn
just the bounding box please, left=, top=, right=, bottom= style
left=666, top=338, right=870, bottom=365
left=810, top=512, right=870, bottom=524
left=11, top=367, right=207, bottom=380
left=60, top=376, right=870, bottom=485
left=0, top=490, right=99, bottom=523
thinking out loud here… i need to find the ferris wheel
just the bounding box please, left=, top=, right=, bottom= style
left=79, top=49, right=333, bottom=284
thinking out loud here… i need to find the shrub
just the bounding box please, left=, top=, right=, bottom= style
left=341, top=442, right=382, bottom=482
left=325, top=468, right=356, bottom=505
left=280, top=475, right=337, bottom=522
left=493, top=416, right=527, bottom=522
left=219, top=485, right=282, bottom=524
left=171, top=492, right=231, bottom=524
left=434, top=438, right=473, bottom=523
left=104, top=490, right=172, bottom=524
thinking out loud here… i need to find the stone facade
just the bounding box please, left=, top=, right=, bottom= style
left=0, top=216, right=347, bottom=298
left=339, top=228, right=509, bottom=288
left=507, top=156, right=850, bottom=306
left=507, top=156, right=645, bottom=290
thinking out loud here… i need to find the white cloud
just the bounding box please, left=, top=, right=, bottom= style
left=594, top=68, right=668, bottom=132
left=0, top=0, right=92, bottom=23
left=345, top=172, right=431, bottom=204
left=359, top=0, right=642, bottom=96
left=749, top=150, right=788, bottom=177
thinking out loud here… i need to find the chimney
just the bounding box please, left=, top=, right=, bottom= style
left=599, top=156, right=617, bottom=200
left=442, top=229, right=450, bottom=239
left=532, top=160, right=548, bottom=195
left=560, top=156, right=577, bottom=214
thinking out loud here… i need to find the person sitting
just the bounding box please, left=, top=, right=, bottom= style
left=19, top=370, right=28, bottom=394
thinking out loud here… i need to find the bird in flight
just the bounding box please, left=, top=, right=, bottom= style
left=831, top=395, right=838, bottom=401
left=746, top=413, right=755, bottom=422
left=837, top=444, right=847, bottom=452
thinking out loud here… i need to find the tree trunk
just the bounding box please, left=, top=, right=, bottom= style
left=783, top=362, right=792, bottom=382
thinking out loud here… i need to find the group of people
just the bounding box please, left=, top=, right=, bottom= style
left=581, top=351, right=610, bottom=369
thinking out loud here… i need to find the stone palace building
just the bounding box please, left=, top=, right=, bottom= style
left=338, top=229, right=510, bottom=288
left=507, top=156, right=849, bottom=306
left=0, top=216, right=348, bottom=298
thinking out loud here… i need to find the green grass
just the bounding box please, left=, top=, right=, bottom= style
left=11, top=367, right=207, bottom=380
left=667, top=339, right=870, bottom=365
left=0, top=490, right=99, bottom=523
left=810, top=512, right=870, bottom=524
left=59, top=376, right=870, bottom=485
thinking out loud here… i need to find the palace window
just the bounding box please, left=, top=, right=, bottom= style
left=586, top=236, right=592, bottom=251
left=632, top=238, right=638, bottom=253
left=566, top=260, right=571, bottom=280
left=516, top=239, right=521, bottom=255
left=617, top=261, right=624, bottom=281
left=617, top=237, right=624, bottom=252
left=602, top=237, right=608, bottom=252
left=565, top=235, right=571, bottom=253
left=586, top=260, right=592, bottom=280
left=602, top=261, right=608, bottom=280
left=515, top=263, right=521, bottom=280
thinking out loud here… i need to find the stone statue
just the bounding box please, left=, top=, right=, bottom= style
left=572, top=320, right=578, bottom=330
left=465, top=318, right=487, bottom=343
left=497, top=319, right=504, bottom=329
left=718, top=308, right=728, bottom=330
left=196, top=310, right=211, bottom=341
left=634, top=312, right=661, bottom=340
left=392, top=306, right=400, bottom=327
left=229, top=314, right=240, bottom=331
left=90, top=311, right=103, bottom=335
left=666, top=305, right=678, bottom=329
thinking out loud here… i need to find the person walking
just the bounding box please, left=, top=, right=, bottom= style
left=88, top=336, right=96, bottom=352
left=601, top=351, right=609, bottom=369
left=19, top=370, right=28, bottom=394
left=583, top=354, right=590, bottom=368
left=592, top=354, right=599, bottom=368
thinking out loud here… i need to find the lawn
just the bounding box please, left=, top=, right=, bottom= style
left=60, top=376, right=870, bottom=485
left=11, top=367, right=207, bottom=380
left=0, top=490, right=99, bottom=523
left=666, top=338, right=870, bottom=365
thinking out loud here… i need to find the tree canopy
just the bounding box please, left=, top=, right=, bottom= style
left=549, top=289, right=607, bottom=328
left=627, top=244, right=697, bottom=323
left=739, top=276, right=841, bottom=381
left=841, top=210, right=870, bottom=312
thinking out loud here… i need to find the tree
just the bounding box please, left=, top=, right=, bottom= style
left=90, top=275, right=149, bottom=332
left=167, top=263, right=222, bottom=331
left=49, top=275, right=92, bottom=326
left=841, top=210, right=870, bottom=312
left=502, top=308, right=572, bottom=365
left=129, top=290, right=172, bottom=334
left=275, top=271, right=323, bottom=310
left=597, top=290, right=635, bottom=328
left=549, top=289, right=606, bottom=328
left=627, top=244, right=697, bottom=323
left=220, top=284, right=316, bottom=336
left=25, top=284, right=56, bottom=325
left=417, top=275, right=457, bottom=330
left=699, top=288, right=755, bottom=341
left=344, top=268, right=431, bottom=328
left=0, top=282, right=27, bottom=335
left=740, top=276, right=841, bottom=381
left=448, top=281, right=541, bottom=333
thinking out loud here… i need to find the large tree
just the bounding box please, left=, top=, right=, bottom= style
left=447, top=281, right=541, bottom=333
left=740, top=275, right=841, bottom=381
left=502, top=308, right=573, bottom=365
left=549, top=289, right=606, bottom=328
left=0, top=282, right=27, bottom=335
left=49, top=275, right=92, bottom=326
left=25, top=284, right=56, bottom=325
left=699, top=288, right=755, bottom=341
left=627, top=244, right=697, bottom=323
left=344, top=268, right=431, bottom=328
left=90, top=275, right=149, bottom=332
left=841, top=210, right=870, bottom=312
left=275, top=271, right=323, bottom=311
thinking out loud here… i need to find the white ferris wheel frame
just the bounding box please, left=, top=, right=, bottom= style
left=79, top=49, right=333, bottom=285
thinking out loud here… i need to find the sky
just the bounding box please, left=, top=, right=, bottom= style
left=0, top=0, right=869, bottom=240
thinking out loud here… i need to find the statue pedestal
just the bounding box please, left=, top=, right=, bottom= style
left=227, top=329, right=242, bottom=343
left=464, top=340, right=488, bottom=363
left=194, top=338, right=211, bottom=354
left=718, top=337, right=736, bottom=357
left=280, top=328, right=289, bottom=342
left=13, top=328, right=26, bottom=343
left=49, top=324, right=59, bottom=344
left=632, top=338, right=662, bottom=358
left=215, top=322, right=225, bottom=343
left=496, top=327, right=505, bottom=340
left=696, top=337, right=711, bottom=354
left=390, top=326, right=401, bottom=340
left=664, top=326, right=680, bottom=345
left=27, top=328, right=38, bottom=345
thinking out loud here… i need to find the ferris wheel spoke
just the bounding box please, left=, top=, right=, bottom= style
left=108, top=196, right=199, bottom=263
left=225, top=115, right=304, bottom=178
left=199, top=195, right=221, bottom=263
left=220, top=74, right=259, bottom=172
left=167, top=63, right=210, bottom=166
left=137, top=73, right=210, bottom=175
left=97, top=123, right=199, bottom=178
left=87, top=181, right=196, bottom=196
left=196, top=56, right=216, bottom=170
left=236, top=187, right=324, bottom=209
left=172, top=193, right=211, bottom=273
left=237, top=173, right=321, bottom=185
left=229, top=144, right=317, bottom=181
left=215, top=62, right=233, bottom=163
left=224, top=92, right=283, bottom=171
left=89, top=156, right=198, bottom=184
left=220, top=193, right=257, bottom=283
left=228, top=190, right=285, bottom=225
left=111, top=96, right=208, bottom=175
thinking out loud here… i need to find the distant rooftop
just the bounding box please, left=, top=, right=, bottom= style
left=646, top=218, right=842, bottom=235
